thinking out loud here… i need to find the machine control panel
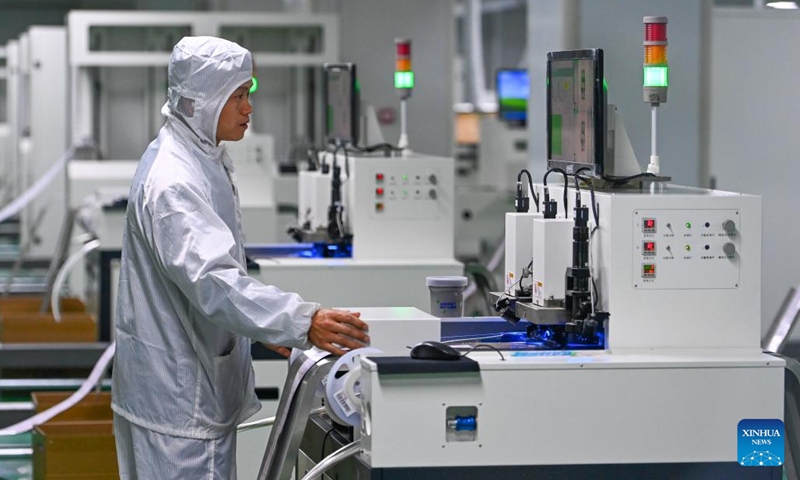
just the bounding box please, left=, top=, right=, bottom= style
left=633, top=209, right=740, bottom=289
left=368, top=168, right=444, bottom=220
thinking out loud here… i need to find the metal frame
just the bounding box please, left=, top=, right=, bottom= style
left=67, top=11, right=340, bottom=68
left=66, top=10, right=338, bottom=175
left=257, top=350, right=334, bottom=480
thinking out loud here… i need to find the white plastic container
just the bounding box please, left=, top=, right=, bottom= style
left=426, top=276, right=468, bottom=317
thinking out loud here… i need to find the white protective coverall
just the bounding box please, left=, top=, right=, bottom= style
left=112, top=36, right=319, bottom=479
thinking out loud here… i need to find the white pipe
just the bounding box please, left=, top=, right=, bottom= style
left=0, top=146, right=74, bottom=224
left=651, top=105, right=658, bottom=157
left=51, top=239, right=100, bottom=323
left=0, top=341, right=115, bottom=436
left=647, top=105, right=660, bottom=175
left=467, top=0, right=491, bottom=108
left=299, top=440, right=361, bottom=480
left=398, top=99, right=409, bottom=150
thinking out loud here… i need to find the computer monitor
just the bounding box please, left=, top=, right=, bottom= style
left=496, top=69, right=529, bottom=126
left=323, top=63, right=359, bottom=146
left=546, top=49, right=606, bottom=175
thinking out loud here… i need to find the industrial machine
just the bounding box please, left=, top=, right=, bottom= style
left=252, top=38, right=794, bottom=480
left=256, top=179, right=786, bottom=479
left=257, top=149, right=463, bottom=311
left=65, top=10, right=338, bottom=245
left=1, top=26, right=68, bottom=262
left=249, top=61, right=462, bottom=312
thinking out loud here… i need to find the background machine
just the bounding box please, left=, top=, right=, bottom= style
left=252, top=41, right=796, bottom=480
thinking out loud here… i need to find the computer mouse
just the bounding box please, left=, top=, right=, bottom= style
left=410, top=341, right=462, bottom=361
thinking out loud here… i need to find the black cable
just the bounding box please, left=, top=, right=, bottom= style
left=330, top=143, right=342, bottom=172
left=574, top=167, right=600, bottom=228
left=342, top=144, right=350, bottom=178
left=576, top=176, right=599, bottom=228
left=307, top=147, right=321, bottom=171
left=601, top=172, right=655, bottom=186
left=327, top=144, right=346, bottom=240
left=516, top=169, right=540, bottom=212
left=571, top=171, right=582, bottom=209
left=574, top=167, right=601, bottom=311
left=321, top=426, right=336, bottom=461
left=543, top=168, right=569, bottom=217
left=461, top=343, right=506, bottom=361
left=329, top=143, right=351, bottom=178
left=351, top=143, right=402, bottom=153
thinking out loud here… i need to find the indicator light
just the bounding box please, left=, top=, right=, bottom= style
left=642, top=264, right=656, bottom=278
left=394, top=39, right=414, bottom=94
left=643, top=16, right=669, bottom=101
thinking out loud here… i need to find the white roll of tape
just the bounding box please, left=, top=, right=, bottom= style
left=324, top=347, right=382, bottom=426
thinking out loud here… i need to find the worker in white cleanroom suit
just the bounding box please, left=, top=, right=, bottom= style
left=111, top=36, right=370, bottom=479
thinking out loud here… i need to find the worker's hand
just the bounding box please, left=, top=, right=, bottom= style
left=262, top=344, right=291, bottom=358
left=308, top=308, right=369, bottom=356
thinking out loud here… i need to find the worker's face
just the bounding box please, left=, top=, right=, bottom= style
left=216, top=80, right=253, bottom=145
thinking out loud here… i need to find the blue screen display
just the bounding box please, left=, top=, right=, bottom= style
left=497, top=69, right=529, bottom=124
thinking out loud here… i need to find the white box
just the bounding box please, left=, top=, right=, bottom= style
left=504, top=212, right=540, bottom=289
left=531, top=218, right=572, bottom=307
left=547, top=184, right=762, bottom=351
left=339, top=307, right=441, bottom=356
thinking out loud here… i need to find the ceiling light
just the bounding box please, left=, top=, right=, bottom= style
left=766, top=2, right=799, bottom=9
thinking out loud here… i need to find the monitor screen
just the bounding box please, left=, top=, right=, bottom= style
left=323, top=63, right=359, bottom=146
left=546, top=49, right=605, bottom=175
left=497, top=69, right=529, bottom=126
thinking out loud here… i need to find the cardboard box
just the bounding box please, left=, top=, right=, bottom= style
left=33, top=421, right=118, bottom=480
left=0, top=297, right=86, bottom=314
left=32, top=392, right=113, bottom=422
left=32, top=392, right=118, bottom=479
left=0, top=313, right=96, bottom=343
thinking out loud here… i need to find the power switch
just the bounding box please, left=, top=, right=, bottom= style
left=722, top=220, right=736, bottom=233
left=723, top=242, right=736, bottom=256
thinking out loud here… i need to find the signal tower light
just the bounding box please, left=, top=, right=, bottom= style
left=643, top=16, right=668, bottom=104
left=394, top=38, right=414, bottom=99
left=643, top=16, right=668, bottom=175
left=395, top=38, right=413, bottom=151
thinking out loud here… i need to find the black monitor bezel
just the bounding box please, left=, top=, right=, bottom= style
left=496, top=68, right=529, bottom=127
left=323, top=63, right=359, bottom=147
left=546, top=48, right=605, bottom=176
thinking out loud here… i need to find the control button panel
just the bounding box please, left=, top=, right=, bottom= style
left=370, top=167, right=443, bottom=220
left=633, top=209, right=740, bottom=289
